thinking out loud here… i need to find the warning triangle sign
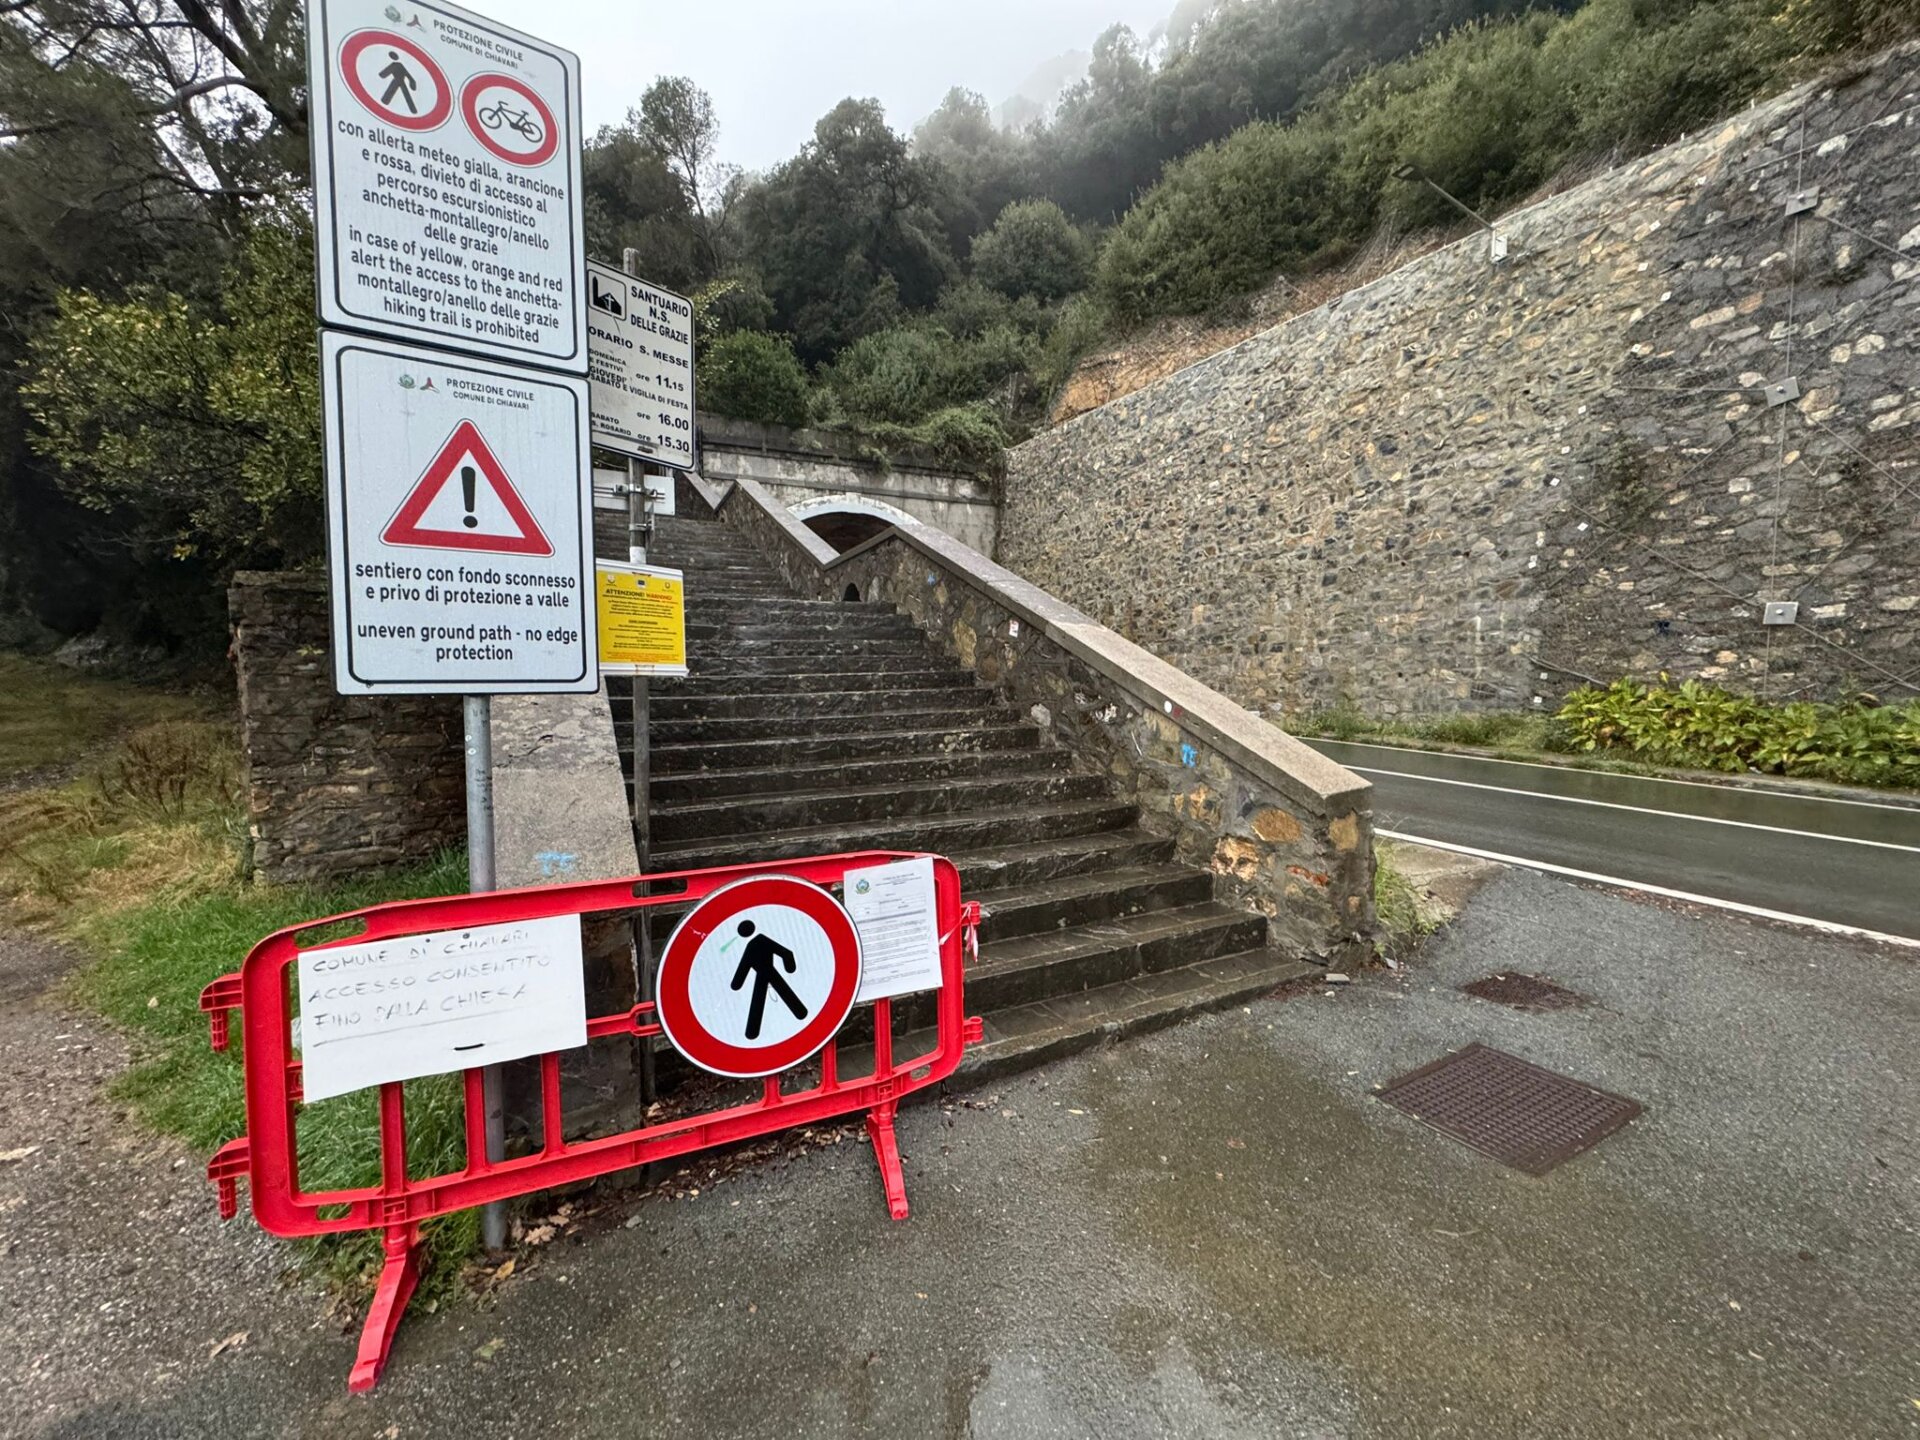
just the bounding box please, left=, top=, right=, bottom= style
left=382, top=420, right=554, bottom=556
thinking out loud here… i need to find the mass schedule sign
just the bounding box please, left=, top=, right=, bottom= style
left=322, top=331, right=595, bottom=693
left=308, top=0, right=587, bottom=372
left=586, top=260, right=696, bottom=468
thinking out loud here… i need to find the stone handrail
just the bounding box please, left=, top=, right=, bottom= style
left=705, top=476, right=1376, bottom=964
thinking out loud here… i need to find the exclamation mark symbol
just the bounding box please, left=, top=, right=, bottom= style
left=461, top=464, right=478, bottom=529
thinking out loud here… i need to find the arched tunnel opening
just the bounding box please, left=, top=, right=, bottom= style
left=801, top=510, right=896, bottom=554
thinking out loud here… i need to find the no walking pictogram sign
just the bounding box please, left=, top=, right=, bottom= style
left=383, top=419, right=552, bottom=555
left=656, top=876, right=864, bottom=1078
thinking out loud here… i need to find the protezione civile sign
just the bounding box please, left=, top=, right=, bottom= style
left=307, top=0, right=587, bottom=373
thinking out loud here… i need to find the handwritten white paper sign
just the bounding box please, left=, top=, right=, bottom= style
left=297, top=914, right=587, bottom=1102
left=847, top=857, right=943, bottom=1003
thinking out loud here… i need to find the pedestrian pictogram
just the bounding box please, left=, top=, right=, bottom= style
left=462, top=72, right=558, bottom=166
left=656, top=875, right=863, bottom=1078
left=339, top=30, right=450, bottom=130
left=382, top=419, right=553, bottom=556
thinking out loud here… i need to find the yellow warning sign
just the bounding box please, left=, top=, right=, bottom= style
left=596, top=562, right=687, bottom=676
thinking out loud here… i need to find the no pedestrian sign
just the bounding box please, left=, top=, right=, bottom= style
left=655, top=876, right=863, bottom=1079
left=308, top=0, right=586, bottom=372
left=586, top=260, right=696, bottom=468
left=322, top=331, right=595, bottom=694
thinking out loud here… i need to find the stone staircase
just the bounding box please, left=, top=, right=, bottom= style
left=611, top=506, right=1320, bottom=1079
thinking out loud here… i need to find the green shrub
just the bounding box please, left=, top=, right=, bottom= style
left=1557, top=680, right=1920, bottom=787
left=970, top=199, right=1093, bottom=302
left=696, top=329, right=812, bottom=428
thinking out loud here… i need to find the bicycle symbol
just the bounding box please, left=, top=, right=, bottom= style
left=477, top=99, right=544, bottom=146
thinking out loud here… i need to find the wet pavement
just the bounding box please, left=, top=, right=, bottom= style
left=10, top=863, right=1920, bottom=1438
left=1307, top=738, right=1920, bottom=940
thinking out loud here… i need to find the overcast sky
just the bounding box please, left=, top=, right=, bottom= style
left=477, top=0, right=1170, bottom=171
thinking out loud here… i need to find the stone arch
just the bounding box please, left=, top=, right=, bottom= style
left=790, top=494, right=918, bottom=555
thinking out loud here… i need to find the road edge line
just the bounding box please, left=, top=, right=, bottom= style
left=1375, top=828, right=1920, bottom=951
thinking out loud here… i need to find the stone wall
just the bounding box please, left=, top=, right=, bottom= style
left=229, top=572, right=464, bottom=886
left=1003, top=45, right=1920, bottom=717
left=698, top=413, right=1001, bottom=555
left=713, top=479, right=1376, bottom=966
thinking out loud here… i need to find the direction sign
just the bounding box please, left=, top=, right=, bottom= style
left=585, top=260, right=696, bottom=467
left=655, top=876, right=863, bottom=1078
left=322, top=331, right=595, bottom=694
left=308, top=0, right=587, bottom=372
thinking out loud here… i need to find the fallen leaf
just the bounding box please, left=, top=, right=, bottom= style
left=475, top=1338, right=505, bottom=1361
left=524, top=1225, right=554, bottom=1246
left=207, top=1331, right=248, bottom=1359
left=0, top=1146, right=40, bottom=1164
left=1226, top=1138, right=1246, bottom=1150
left=493, top=1258, right=515, bottom=1282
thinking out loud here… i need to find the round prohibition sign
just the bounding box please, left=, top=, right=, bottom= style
left=461, top=72, right=559, bottom=167
left=655, top=875, right=862, bottom=1079
left=339, top=31, right=451, bottom=132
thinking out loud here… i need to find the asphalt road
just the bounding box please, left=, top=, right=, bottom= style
left=1306, top=738, right=1920, bottom=942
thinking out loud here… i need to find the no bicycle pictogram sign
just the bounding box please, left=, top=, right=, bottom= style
left=656, top=876, right=864, bottom=1078
left=383, top=419, right=553, bottom=556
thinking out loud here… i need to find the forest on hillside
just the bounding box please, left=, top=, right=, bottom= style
left=0, top=0, right=1913, bottom=654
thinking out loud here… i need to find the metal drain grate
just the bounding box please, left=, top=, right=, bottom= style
left=1463, top=972, right=1587, bottom=1011
left=1375, top=1043, right=1642, bottom=1175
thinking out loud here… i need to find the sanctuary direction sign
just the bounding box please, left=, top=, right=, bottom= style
left=322, top=331, right=596, bottom=694
left=586, top=260, right=696, bottom=468
left=308, top=0, right=587, bottom=373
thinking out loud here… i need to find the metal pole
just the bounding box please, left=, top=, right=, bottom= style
left=463, top=695, right=508, bottom=1252
left=627, top=462, right=657, bottom=1107
left=623, top=243, right=660, bottom=1110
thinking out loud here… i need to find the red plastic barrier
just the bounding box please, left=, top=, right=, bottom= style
left=201, top=851, right=982, bottom=1392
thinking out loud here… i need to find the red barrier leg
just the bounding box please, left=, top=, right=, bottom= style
left=865, top=1101, right=909, bottom=1221
left=349, top=1224, right=421, bottom=1394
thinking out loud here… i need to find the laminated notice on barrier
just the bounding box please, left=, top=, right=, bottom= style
left=297, top=914, right=587, bottom=1101
left=847, top=856, right=943, bottom=1003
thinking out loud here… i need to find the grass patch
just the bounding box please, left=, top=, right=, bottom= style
left=75, top=850, right=478, bottom=1295
left=0, top=652, right=215, bottom=780
left=1300, top=705, right=1574, bottom=754
left=0, top=659, right=483, bottom=1296
left=1373, top=850, right=1440, bottom=960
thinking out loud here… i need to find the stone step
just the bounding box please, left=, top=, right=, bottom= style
left=684, top=617, right=924, bottom=642
left=975, top=864, right=1214, bottom=942
left=903, top=902, right=1269, bottom=1022
left=646, top=686, right=1001, bottom=722
left=650, top=770, right=1111, bottom=844
left=687, top=640, right=937, bottom=668
left=645, top=704, right=1032, bottom=746
left=653, top=669, right=976, bottom=698
left=645, top=723, right=1045, bottom=774
left=948, top=951, right=1321, bottom=1086
left=648, top=796, right=1140, bottom=870
left=649, top=746, right=1075, bottom=806
left=949, top=828, right=1181, bottom=896
left=685, top=597, right=876, bottom=616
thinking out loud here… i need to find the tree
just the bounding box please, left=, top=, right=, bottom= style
left=636, top=76, right=735, bottom=270
left=583, top=117, right=708, bottom=288
left=970, top=199, right=1092, bottom=302
left=697, top=331, right=813, bottom=429
left=22, top=217, right=323, bottom=571
left=730, top=98, right=956, bottom=361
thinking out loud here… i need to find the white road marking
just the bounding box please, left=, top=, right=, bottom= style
left=1377, top=830, right=1920, bottom=951
left=1344, top=765, right=1920, bottom=853
left=1308, top=737, right=1919, bottom=814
